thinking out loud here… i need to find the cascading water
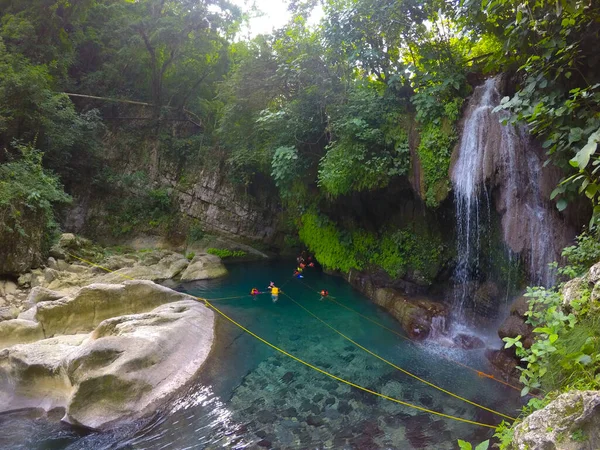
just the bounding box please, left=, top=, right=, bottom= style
left=451, top=76, right=567, bottom=321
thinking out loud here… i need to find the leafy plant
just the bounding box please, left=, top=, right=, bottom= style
left=457, top=439, right=489, bottom=450
left=206, top=248, right=247, bottom=258
left=0, top=143, right=71, bottom=248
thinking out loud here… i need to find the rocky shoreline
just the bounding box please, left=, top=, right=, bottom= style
left=0, top=234, right=226, bottom=430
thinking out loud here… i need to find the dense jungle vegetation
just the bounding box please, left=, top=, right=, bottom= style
left=1, top=0, right=600, bottom=444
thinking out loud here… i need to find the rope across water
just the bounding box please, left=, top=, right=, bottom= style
left=65, top=252, right=507, bottom=429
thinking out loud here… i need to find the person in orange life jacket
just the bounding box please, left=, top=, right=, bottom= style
left=320, top=289, right=328, bottom=301
left=250, top=288, right=260, bottom=297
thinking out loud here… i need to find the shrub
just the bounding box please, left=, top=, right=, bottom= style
left=298, top=211, right=444, bottom=282
left=0, top=143, right=71, bottom=247
left=416, top=122, right=457, bottom=207
left=206, top=248, right=247, bottom=258
left=187, top=221, right=205, bottom=243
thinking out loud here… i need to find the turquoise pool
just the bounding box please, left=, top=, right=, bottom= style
left=0, top=260, right=523, bottom=449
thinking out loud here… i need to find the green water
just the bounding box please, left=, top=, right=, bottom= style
left=0, top=261, right=523, bottom=449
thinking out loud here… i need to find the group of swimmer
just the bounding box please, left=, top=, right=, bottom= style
left=249, top=252, right=329, bottom=303
left=293, top=253, right=315, bottom=278
left=249, top=281, right=286, bottom=302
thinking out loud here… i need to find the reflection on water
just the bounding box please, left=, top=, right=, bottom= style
left=0, top=260, right=523, bottom=449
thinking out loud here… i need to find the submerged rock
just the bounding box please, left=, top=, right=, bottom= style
left=0, top=282, right=215, bottom=430
left=511, top=390, right=600, bottom=450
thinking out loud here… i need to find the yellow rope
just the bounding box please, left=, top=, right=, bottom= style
left=65, top=252, right=500, bottom=429
left=295, top=277, right=527, bottom=395
left=282, top=292, right=516, bottom=421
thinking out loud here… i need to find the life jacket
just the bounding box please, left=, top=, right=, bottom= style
left=320, top=290, right=328, bottom=297
left=271, top=287, right=279, bottom=295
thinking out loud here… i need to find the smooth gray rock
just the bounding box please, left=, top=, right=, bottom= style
left=180, top=254, right=227, bottom=282
left=0, top=319, right=45, bottom=348
left=0, top=299, right=215, bottom=430
left=511, top=390, right=600, bottom=450
left=26, top=287, right=65, bottom=304
left=36, top=280, right=192, bottom=337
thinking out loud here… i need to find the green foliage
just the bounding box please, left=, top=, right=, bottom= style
left=99, top=170, right=176, bottom=236
left=457, top=440, right=489, bottom=450
left=502, top=282, right=600, bottom=397
left=492, top=421, right=515, bottom=450
left=298, top=211, right=444, bottom=282
left=0, top=143, right=71, bottom=245
left=185, top=252, right=195, bottom=261
left=298, top=212, right=359, bottom=273
left=206, top=248, right=247, bottom=258
left=187, top=221, right=205, bottom=243
left=271, top=146, right=305, bottom=188
left=318, top=86, right=411, bottom=197
left=556, top=232, right=600, bottom=279
left=416, top=123, right=458, bottom=207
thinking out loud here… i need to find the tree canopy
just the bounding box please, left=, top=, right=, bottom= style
left=1, top=0, right=599, bottom=246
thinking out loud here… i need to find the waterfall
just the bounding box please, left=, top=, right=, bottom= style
left=451, top=76, right=565, bottom=318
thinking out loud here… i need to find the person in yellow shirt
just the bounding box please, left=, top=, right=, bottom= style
left=270, top=285, right=280, bottom=302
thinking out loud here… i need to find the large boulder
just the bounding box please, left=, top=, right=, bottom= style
left=0, top=319, right=45, bottom=348
left=94, top=252, right=189, bottom=284
left=372, top=288, right=448, bottom=339
left=499, top=315, right=535, bottom=349
left=498, top=295, right=535, bottom=349
left=510, top=390, right=600, bottom=450
left=49, top=233, right=100, bottom=261
left=180, top=254, right=227, bottom=282
left=0, top=300, right=215, bottom=429
left=34, top=280, right=190, bottom=337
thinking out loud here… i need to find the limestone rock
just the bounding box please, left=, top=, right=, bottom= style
left=511, top=390, right=600, bottom=450
left=26, top=287, right=65, bottom=304
left=562, top=276, right=590, bottom=309
left=0, top=300, right=215, bottom=430
left=96, top=252, right=189, bottom=284
left=0, top=306, right=20, bottom=322
left=36, top=280, right=191, bottom=337
left=180, top=254, right=227, bottom=282
left=66, top=301, right=214, bottom=429
left=588, top=262, right=600, bottom=284
left=0, top=334, right=87, bottom=411
left=0, top=280, right=18, bottom=296
left=17, top=273, right=32, bottom=288
left=46, top=257, right=59, bottom=270
left=372, top=288, right=448, bottom=339
left=0, top=319, right=44, bottom=348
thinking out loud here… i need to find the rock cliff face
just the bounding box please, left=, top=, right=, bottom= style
left=164, top=169, right=278, bottom=242
left=64, top=149, right=280, bottom=246
left=0, top=281, right=215, bottom=430
left=346, top=269, right=448, bottom=339
left=451, top=75, right=574, bottom=289
left=0, top=208, right=45, bottom=276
